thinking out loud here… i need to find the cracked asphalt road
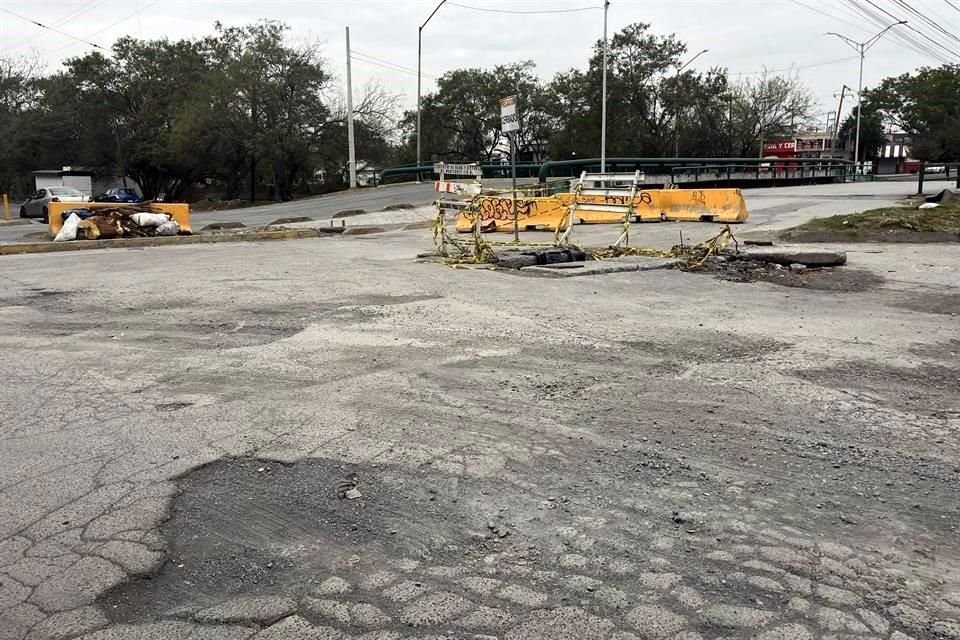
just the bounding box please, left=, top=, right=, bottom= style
left=0, top=223, right=958, bottom=640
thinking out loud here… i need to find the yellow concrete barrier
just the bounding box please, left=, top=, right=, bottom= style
left=47, top=202, right=192, bottom=235
left=454, top=188, right=748, bottom=232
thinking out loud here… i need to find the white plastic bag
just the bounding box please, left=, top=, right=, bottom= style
left=54, top=213, right=81, bottom=242
left=918, top=202, right=940, bottom=209
left=155, top=220, right=180, bottom=236
left=130, top=212, right=170, bottom=228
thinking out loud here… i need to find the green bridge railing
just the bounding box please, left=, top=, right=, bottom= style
left=378, top=157, right=857, bottom=185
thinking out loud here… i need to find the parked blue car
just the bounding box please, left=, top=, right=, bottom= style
left=94, top=188, right=142, bottom=203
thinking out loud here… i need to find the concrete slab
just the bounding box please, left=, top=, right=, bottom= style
left=733, top=245, right=847, bottom=266
left=521, top=256, right=679, bottom=277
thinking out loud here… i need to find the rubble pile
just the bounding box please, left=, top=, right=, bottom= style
left=55, top=204, right=188, bottom=242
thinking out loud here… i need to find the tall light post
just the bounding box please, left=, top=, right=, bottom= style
left=828, top=21, right=906, bottom=177
left=417, top=0, right=447, bottom=182
left=600, top=0, right=609, bottom=174
left=673, top=48, right=709, bottom=158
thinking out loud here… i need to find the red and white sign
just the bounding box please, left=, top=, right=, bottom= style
left=434, top=181, right=482, bottom=196
left=762, top=140, right=796, bottom=157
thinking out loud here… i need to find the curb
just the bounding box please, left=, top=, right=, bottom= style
left=0, top=228, right=342, bottom=257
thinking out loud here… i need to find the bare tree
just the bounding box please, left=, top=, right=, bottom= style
left=727, top=70, right=816, bottom=157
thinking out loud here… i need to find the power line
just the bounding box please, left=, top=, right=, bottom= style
left=447, top=2, right=601, bottom=15
left=351, top=52, right=439, bottom=81
left=841, top=0, right=954, bottom=63
left=43, top=0, right=162, bottom=57
left=787, top=0, right=874, bottom=34
left=730, top=55, right=859, bottom=77
left=945, top=0, right=960, bottom=14
left=0, top=7, right=105, bottom=51
left=891, top=0, right=960, bottom=46
left=862, top=0, right=960, bottom=59
left=0, top=0, right=110, bottom=52
left=84, top=0, right=160, bottom=39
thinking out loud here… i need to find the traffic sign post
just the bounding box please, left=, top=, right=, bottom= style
left=500, top=96, right=520, bottom=242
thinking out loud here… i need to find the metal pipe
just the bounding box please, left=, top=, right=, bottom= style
left=416, top=27, right=422, bottom=182
left=600, top=0, right=609, bottom=174
left=416, top=0, right=448, bottom=182
left=854, top=45, right=863, bottom=177
left=673, top=49, right=708, bottom=158
left=345, top=27, right=357, bottom=189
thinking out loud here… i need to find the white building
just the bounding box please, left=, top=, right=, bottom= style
left=31, top=168, right=141, bottom=198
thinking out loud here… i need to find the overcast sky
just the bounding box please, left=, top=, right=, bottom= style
left=1, top=0, right=956, bottom=126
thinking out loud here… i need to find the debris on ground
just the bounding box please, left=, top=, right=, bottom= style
left=337, top=476, right=360, bottom=500
left=925, top=188, right=958, bottom=204
left=55, top=204, right=189, bottom=241
left=698, top=256, right=883, bottom=291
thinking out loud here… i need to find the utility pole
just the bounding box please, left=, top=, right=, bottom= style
left=417, top=0, right=447, bottom=182
left=345, top=27, right=357, bottom=189
left=600, top=0, right=609, bottom=174
left=673, top=49, right=709, bottom=158
left=834, top=84, right=849, bottom=139
left=828, top=21, right=906, bottom=177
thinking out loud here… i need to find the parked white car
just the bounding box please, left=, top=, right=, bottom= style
left=19, top=187, right=89, bottom=222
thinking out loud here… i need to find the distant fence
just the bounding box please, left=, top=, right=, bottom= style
left=537, top=157, right=856, bottom=184
left=378, top=157, right=858, bottom=186
left=379, top=162, right=541, bottom=183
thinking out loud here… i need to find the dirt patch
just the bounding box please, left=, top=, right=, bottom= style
left=887, top=291, right=960, bottom=316
left=780, top=229, right=960, bottom=243
left=780, top=202, right=960, bottom=243
left=911, top=338, right=960, bottom=360
left=190, top=199, right=253, bottom=212
left=794, top=360, right=960, bottom=419
left=698, top=259, right=884, bottom=292
left=622, top=331, right=790, bottom=362
left=12, top=295, right=443, bottom=350
left=0, top=287, right=78, bottom=310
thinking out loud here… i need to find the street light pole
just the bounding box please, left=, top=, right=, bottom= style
left=346, top=26, right=357, bottom=189
left=828, top=21, right=906, bottom=177
left=417, top=0, right=447, bottom=182
left=600, top=0, right=609, bottom=174
left=673, top=48, right=709, bottom=158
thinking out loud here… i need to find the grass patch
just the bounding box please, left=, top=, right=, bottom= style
left=787, top=204, right=960, bottom=234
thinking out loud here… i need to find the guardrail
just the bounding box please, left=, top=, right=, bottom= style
left=537, top=157, right=856, bottom=183
left=378, top=157, right=859, bottom=187
left=379, top=162, right=542, bottom=183
left=670, top=162, right=855, bottom=184
left=916, top=161, right=960, bottom=194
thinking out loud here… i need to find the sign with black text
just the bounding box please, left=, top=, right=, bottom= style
left=499, top=95, right=520, bottom=133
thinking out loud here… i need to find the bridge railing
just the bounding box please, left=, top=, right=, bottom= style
left=378, top=157, right=858, bottom=186
left=379, top=162, right=542, bottom=183
left=536, top=157, right=856, bottom=183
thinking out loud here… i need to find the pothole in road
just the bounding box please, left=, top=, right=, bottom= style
left=97, top=457, right=532, bottom=623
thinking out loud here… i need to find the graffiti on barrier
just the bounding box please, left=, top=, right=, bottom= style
left=598, top=193, right=653, bottom=206
left=476, top=198, right=538, bottom=221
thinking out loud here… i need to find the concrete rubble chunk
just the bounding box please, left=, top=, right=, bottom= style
left=505, top=606, right=615, bottom=640
left=731, top=245, right=847, bottom=267
left=522, top=256, right=678, bottom=277
left=253, top=615, right=345, bottom=640
left=316, top=576, right=352, bottom=595
left=193, top=595, right=298, bottom=625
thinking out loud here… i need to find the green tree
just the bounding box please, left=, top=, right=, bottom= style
left=401, top=61, right=551, bottom=163
left=866, top=64, right=960, bottom=161
left=837, top=103, right=886, bottom=162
